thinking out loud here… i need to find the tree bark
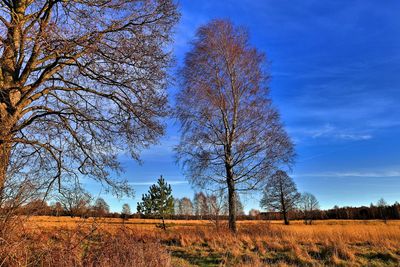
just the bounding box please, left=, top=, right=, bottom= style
left=0, top=140, right=11, bottom=200
left=279, top=179, right=290, bottom=225
left=161, top=216, right=166, bottom=230
left=227, top=167, right=237, bottom=233
left=283, top=210, right=289, bottom=225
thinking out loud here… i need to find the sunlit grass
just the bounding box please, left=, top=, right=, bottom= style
left=20, top=216, right=400, bottom=266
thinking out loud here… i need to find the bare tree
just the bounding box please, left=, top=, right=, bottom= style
left=56, top=186, right=92, bottom=218
left=121, top=203, right=131, bottom=220
left=206, top=189, right=228, bottom=229
left=176, top=197, right=193, bottom=219
left=175, top=20, right=294, bottom=232
left=248, top=209, right=261, bottom=218
left=377, top=198, right=388, bottom=223
left=229, top=193, right=245, bottom=216
left=193, top=192, right=208, bottom=219
left=173, top=198, right=181, bottom=215
left=260, top=170, right=300, bottom=225
left=0, top=1, right=179, bottom=206
left=92, top=197, right=110, bottom=218
left=299, top=192, right=319, bottom=225
left=22, top=198, right=50, bottom=215
left=0, top=173, right=43, bottom=228
left=50, top=201, right=63, bottom=217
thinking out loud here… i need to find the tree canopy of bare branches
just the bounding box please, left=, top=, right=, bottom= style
left=0, top=1, right=179, bottom=204
left=56, top=185, right=91, bottom=217
left=175, top=20, right=294, bottom=232
left=93, top=197, right=110, bottom=218
left=193, top=192, right=208, bottom=218
left=377, top=198, right=388, bottom=223
left=299, top=192, right=319, bottom=225
left=175, top=197, right=193, bottom=218
left=260, top=170, right=300, bottom=225
left=121, top=203, right=131, bottom=220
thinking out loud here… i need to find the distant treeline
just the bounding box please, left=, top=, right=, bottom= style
left=262, top=203, right=400, bottom=221
left=12, top=198, right=400, bottom=221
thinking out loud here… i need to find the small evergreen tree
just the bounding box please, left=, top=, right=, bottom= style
left=137, top=176, right=174, bottom=230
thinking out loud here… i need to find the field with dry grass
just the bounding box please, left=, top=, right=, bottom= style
left=2, top=216, right=400, bottom=266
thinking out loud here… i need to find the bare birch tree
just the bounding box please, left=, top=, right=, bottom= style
left=260, top=170, right=300, bottom=225
left=377, top=198, right=388, bottom=223
left=175, top=20, right=294, bottom=232
left=299, top=192, right=319, bottom=225
left=0, top=1, right=179, bottom=206
left=207, top=190, right=226, bottom=230
left=193, top=192, right=208, bottom=219
left=177, top=197, right=193, bottom=218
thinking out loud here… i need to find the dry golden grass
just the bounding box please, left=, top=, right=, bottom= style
left=4, top=217, right=400, bottom=266
left=0, top=218, right=170, bottom=267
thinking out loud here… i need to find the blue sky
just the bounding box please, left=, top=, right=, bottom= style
left=86, top=1, right=400, bottom=213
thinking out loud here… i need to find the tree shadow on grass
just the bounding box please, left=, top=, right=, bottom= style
left=170, top=249, right=222, bottom=267
left=360, top=251, right=399, bottom=264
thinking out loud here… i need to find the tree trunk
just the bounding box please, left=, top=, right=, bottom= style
left=227, top=171, right=237, bottom=233
left=279, top=180, right=289, bottom=225
left=161, top=216, right=166, bottom=230
left=0, top=141, right=11, bottom=201
left=283, top=210, right=289, bottom=225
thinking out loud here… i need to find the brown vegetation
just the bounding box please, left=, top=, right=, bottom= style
left=0, top=218, right=170, bottom=267
left=1, top=217, right=398, bottom=266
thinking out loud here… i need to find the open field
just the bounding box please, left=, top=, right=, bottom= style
left=2, top=216, right=398, bottom=266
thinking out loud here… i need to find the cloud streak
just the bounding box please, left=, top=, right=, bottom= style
left=290, top=123, right=373, bottom=142
left=296, top=170, right=400, bottom=178
left=129, top=180, right=188, bottom=186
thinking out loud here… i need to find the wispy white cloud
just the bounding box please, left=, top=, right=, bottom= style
left=296, top=170, right=400, bottom=178
left=129, top=180, right=188, bottom=186
left=311, top=123, right=335, bottom=138
left=337, top=133, right=372, bottom=141
left=291, top=123, right=373, bottom=142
